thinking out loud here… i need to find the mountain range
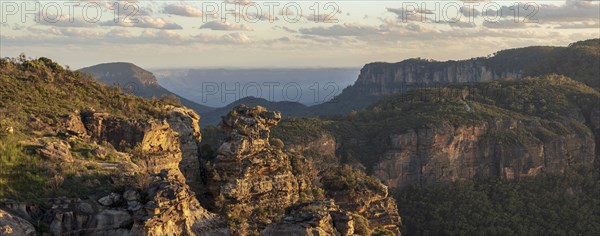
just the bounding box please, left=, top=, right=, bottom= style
left=78, top=39, right=599, bottom=126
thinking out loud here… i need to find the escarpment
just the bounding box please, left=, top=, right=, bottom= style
left=352, top=59, right=520, bottom=97
left=371, top=121, right=595, bottom=188
left=283, top=76, right=600, bottom=190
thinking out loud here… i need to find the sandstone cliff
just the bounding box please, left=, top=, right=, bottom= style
left=371, top=121, right=595, bottom=188
left=352, top=59, right=520, bottom=97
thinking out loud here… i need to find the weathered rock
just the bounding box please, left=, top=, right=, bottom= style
left=205, top=105, right=300, bottom=234
left=98, top=192, right=123, bottom=207
left=371, top=121, right=596, bottom=188
left=82, top=113, right=179, bottom=153
left=165, top=105, right=202, bottom=184
left=123, top=190, right=140, bottom=202
left=320, top=166, right=402, bottom=234
left=39, top=140, right=73, bottom=162
left=131, top=169, right=228, bottom=236
left=64, top=112, right=87, bottom=137
left=261, top=201, right=346, bottom=236
left=0, top=209, right=36, bottom=236
left=92, top=146, right=109, bottom=159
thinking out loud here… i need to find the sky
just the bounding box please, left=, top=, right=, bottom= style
left=0, top=0, right=599, bottom=69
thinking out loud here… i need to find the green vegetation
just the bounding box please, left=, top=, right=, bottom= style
left=271, top=118, right=332, bottom=145
left=0, top=56, right=175, bottom=201
left=0, top=56, right=175, bottom=136
left=276, top=75, right=599, bottom=172
left=321, top=165, right=386, bottom=199
left=0, top=133, right=119, bottom=201
left=394, top=166, right=600, bottom=236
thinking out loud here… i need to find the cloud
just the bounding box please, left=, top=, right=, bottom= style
left=191, top=32, right=252, bottom=44
left=483, top=1, right=600, bottom=23
left=304, top=13, right=339, bottom=23
left=299, top=24, right=381, bottom=36
left=273, top=26, right=297, bottom=33
left=554, top=21, right=600, bottom=29
left=37, top=15, right=98, bottom=28
left=482, top=20, right=540, bottom=29
left=100, top=16, right=183, bottom=29
left=200, top=21, right=253, bottom=31
left=222, top=32, right=252, bottom=44
left=163, top=3, right=203, bottom=17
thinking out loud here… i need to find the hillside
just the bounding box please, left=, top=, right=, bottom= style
left=79, top=62, right=214, bottom=113
left=273, top=75, right=600, bottom=187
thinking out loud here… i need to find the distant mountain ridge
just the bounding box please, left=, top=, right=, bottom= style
left=307, top=38, right=600, bottom=116
left=79, top=39, right=599, bottom=125
left=78, top=62, right=214, bottom=113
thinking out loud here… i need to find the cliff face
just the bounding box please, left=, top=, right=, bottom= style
left=81, top=107, right=202, bottom=184
left=371, top=122, right=595, bottom=188
left=353, top=59, right=520, bottom=97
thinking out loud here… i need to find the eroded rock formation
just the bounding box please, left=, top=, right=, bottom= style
left=204, top=105, right=301, bottom=234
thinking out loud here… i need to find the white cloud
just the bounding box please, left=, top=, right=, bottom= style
left=163, top=3, right=203, bottom=17
left=100, top=16, right=183, bottom=29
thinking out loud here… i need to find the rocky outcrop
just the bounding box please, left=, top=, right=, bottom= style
left=164, top=105, right=202, bottom=184
left=0, top=209, right=36, bottom=236
left=81, top=108, right=202, bottom=184
left=1, top=171, right=228, bottom=236
left=261, top=201, right=345, bottom=236
left=321, top=166, right=402, bottom=234
left=202, top=105, right=403, bottom=235
left=371, top=121, right=596, bottom=188
left=204, top=105, right=301, bottom=234
left=39, top=140, right=73, bottom=162
left=64, top=112, right=87, bottom=137
left=130, top=170, right=227, bottom=236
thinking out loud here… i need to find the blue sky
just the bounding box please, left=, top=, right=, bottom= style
left=1, top=0, right=598, bottom=69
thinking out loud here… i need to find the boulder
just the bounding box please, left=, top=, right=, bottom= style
left=39, top=140, right=73, bottom=162
left=0, top=209, right=36, bottom=236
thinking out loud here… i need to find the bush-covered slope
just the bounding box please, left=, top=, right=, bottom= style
left=0, top=57, right=175, bottom=201
left=394, top=166, right=600, bottom=235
